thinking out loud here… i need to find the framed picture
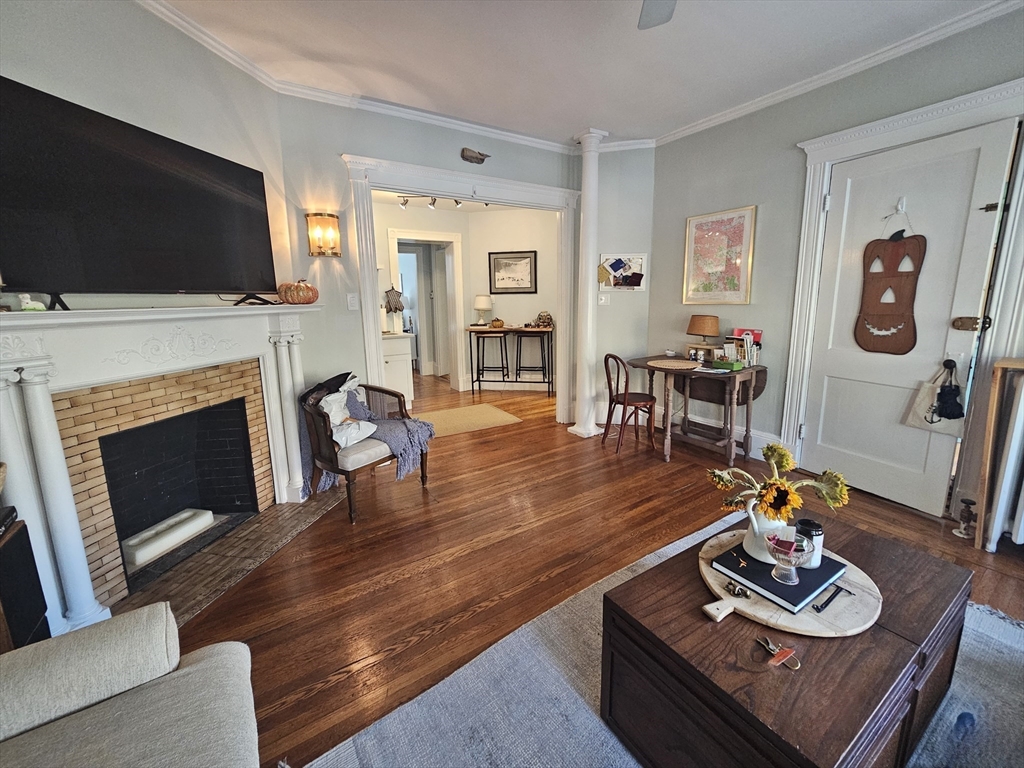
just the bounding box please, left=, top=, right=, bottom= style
left=683, top=206, right=755, bottom=304
left=489, top=251, right=537, bottom=294
left=598, top=253, right=646, bottom=291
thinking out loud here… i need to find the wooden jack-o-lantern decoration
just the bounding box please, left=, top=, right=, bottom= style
left=854, top=230, right=926, bottom=355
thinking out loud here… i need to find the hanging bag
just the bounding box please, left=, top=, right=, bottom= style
left=904, top=360, right=964, bottom=437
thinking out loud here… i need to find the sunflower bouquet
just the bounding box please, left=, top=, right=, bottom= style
left=707, top=444, right=849, bottom=522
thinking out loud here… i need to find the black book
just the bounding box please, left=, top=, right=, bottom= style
left=711, top=543, right=845, bottom=614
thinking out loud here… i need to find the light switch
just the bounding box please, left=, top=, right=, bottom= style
left=347, top=293, right=360, bottom=311
left=598, top=294, right=610, bottom=306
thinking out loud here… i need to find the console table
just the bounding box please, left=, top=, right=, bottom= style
left=601, top=517, right=971, bottom=768
left=628, top=356, right=766, bottom=466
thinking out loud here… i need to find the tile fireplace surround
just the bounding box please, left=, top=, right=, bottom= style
left=0, top=305, right=318, bottom=636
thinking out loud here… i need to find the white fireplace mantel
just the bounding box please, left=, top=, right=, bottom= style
left=0, top=304, right=319, bottom=634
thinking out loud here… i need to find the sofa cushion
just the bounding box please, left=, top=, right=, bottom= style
left=336, top=437, right=392, bottom=470
left=0, top=642, right=259, bottom=768
left=0, top=602, right=179, bottom=740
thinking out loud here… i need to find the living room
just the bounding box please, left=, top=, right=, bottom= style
left=1, top=2, right=1023, bottom=767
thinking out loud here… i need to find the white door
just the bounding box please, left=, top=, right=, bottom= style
left=801, top=118, right=1018, bottom=516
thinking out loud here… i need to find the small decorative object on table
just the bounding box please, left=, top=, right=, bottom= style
left=489, top=317, right=505, bottom=329
left=707, top=444, right=849, bottom=564
left=535, top=310, right=553, bottom=327
left=764, top=532, right=814, bottom=585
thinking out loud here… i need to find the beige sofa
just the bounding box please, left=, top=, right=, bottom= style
left=0, top=602, right=259, bottom=767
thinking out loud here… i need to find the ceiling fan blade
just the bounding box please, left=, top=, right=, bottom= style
left=638, top=0, right=676, bottom=30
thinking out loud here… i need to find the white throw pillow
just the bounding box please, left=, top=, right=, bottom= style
left=333, top=419, right=377, bottom=450
left=320, top=391, right=352, bottom=426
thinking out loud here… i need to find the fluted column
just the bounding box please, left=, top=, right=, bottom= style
left=271, top=334, right=304, bottom=501
left=0, top=371, right=70, bottom=635
left=569, top=128, right=607, bottom=438
left=18, top=364, right=109, bottom=629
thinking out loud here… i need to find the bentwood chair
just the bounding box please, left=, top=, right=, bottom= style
left=602, top=354, right=657, bottom=453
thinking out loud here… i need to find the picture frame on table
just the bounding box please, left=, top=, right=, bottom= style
left=489, top=251, right=537, bottom=294
left=683, top=205, right=755, bottom=305
left=598, top=253, right=647, bottom=291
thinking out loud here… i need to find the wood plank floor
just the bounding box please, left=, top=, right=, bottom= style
left=179, top=374, right=1024, bottom=767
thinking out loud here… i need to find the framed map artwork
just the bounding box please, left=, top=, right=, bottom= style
left=683, top=206, right=755, bottom=304
left=489, top=251, right=537, bottom=294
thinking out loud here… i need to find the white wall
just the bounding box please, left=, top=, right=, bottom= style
left=648, top=9, right=1024, bottom=437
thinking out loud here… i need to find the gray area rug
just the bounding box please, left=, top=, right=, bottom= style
left=309, top=514, right=1024, bottom=768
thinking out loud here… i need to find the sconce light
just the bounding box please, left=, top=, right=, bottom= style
left=305, top=212, right=340, bottom=257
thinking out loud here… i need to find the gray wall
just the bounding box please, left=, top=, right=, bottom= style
left=648, top=9, right=1024, bottom=436
left=0, top=0, right=575, bottom=390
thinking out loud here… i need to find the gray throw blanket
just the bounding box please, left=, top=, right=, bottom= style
left=347, top=390, right=434, bottom=481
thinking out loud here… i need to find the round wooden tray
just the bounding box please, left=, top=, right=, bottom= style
left=698, top=530, right=882, bottom=637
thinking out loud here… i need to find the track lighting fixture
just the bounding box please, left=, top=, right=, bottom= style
left=399, top=197, right=409, bottom=209
left=428, top=197, right=437, bottom=209
left=394, top=195, right=482, bottom=210
left=454, top=199, right=462, bottom=208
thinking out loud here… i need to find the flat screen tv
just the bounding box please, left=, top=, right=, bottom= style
left=0, top=77, right=277, bottom=300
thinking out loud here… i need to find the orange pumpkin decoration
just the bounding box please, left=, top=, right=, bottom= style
left=277, top=279, right=319, bottom=305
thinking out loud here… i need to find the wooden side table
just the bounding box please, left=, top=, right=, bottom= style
left=628, top=356, right=766, bottom=466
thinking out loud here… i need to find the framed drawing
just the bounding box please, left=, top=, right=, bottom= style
left=683, top=205, right=755, bottom=304
left=489, top=251, right=537, bottom=294
left=598, top=253, right=646, bottom=291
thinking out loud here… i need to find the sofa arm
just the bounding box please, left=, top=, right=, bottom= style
left=0, top=602, right=179, bottom=740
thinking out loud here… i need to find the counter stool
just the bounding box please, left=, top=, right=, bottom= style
left=515, top=330, right=548, bottom=383
left=476, top=331, right=510, bottom=381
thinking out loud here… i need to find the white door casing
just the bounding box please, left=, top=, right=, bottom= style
left=800, top=118, right=1018, bottom=516
left=432, top=244, right=451, bottom=378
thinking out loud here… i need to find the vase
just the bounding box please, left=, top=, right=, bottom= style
left=741, top=498, right=787, bottom=564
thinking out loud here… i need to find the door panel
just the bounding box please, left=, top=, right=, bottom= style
left=802, top=118, right=1017, bottom=516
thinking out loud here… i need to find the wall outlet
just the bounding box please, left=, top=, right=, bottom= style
left=347, top=293, right=360, bottom=311
left=598, top=294, right=610, bottom=306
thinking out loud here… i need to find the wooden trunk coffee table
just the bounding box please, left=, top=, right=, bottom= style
left=601, top=517, right=971, bottom=768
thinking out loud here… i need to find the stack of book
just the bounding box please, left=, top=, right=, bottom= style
left=711, top=543, right=845, bottom=614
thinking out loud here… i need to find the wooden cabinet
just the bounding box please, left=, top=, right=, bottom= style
left=0, top=514, right=51, bottom=653
left=381, top=333, right=414, bottom=403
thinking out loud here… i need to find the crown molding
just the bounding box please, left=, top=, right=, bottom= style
left=656, top=0, right=1024, bottom=146
left=599, top=139, right=657, bottom=153
left=137, top=0, right=575, bottom=155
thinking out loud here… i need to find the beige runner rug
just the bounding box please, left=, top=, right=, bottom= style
left=414, top=404, right=521, bottom=437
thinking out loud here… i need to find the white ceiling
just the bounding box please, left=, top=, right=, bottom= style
left=162, top=0, right=1016, bottom=146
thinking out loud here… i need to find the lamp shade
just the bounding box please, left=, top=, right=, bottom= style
left=305, top=212, right=340, bottom=257
left=686, top=314, right=720, bottom=339
left=473, top=294, right=493, bottom=311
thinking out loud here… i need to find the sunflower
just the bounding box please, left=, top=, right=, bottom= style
left=755, top=477, right=804, bottom=522
left=707, top=468, right=736, bottom=491
left=720, top=494, right=747, bottom=514
left=762, top=443, right=795, bottom=474
left=812, top=469, right=850, bottom=509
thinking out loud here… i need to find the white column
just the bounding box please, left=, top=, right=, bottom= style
left=18, top=364, right=110, bottom=629
left=0, top=371, right=70, bottom=635
left=348, top=175, right=386, bottom=386
left=569, top=128, right=607, bottom=438
left=271, top=335, right=304, bottom=501
left=288, top=336, right=306, bottom=407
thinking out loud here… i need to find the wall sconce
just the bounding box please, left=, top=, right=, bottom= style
left=305, top=212, right=340, bottom=257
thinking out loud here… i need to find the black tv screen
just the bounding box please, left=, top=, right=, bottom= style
left=0, top=77, right=276, bottom=296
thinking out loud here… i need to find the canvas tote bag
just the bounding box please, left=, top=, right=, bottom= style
left=904, top=367, right=964, bottom=438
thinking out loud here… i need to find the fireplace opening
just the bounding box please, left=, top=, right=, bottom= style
left=99, top=398, right=258, bottom=593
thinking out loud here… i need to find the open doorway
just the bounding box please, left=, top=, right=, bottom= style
left=395, top=240, right=451, bottom=384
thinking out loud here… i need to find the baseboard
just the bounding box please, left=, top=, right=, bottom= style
left=476, top=380, right=551, bottom=392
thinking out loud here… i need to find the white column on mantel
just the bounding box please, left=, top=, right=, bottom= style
left=568, top=128, right=608, bottom=439
left=18, top=363, right=110, bottom=629
left=270, top=334, right=304, bottom=502
left=0, top=370, right=71, bottom=636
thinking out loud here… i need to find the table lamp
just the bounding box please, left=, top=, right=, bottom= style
left=473, top=294, right=493, bottom=326
left=686, top=314, right=720, bottom=343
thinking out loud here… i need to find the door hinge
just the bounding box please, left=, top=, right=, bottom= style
left=798, top=423, right=806, bottom=439
left=823, top=194, right=831, bottom=212
left=951, top=316, right=993, bottom=332
left=979, top=203, right=1000, bottom=212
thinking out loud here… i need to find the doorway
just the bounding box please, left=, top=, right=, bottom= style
left=396, top=240, right=452, bottom=384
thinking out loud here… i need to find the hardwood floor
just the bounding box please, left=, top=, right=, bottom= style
left=179, top=374, right=1024, bottom=767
